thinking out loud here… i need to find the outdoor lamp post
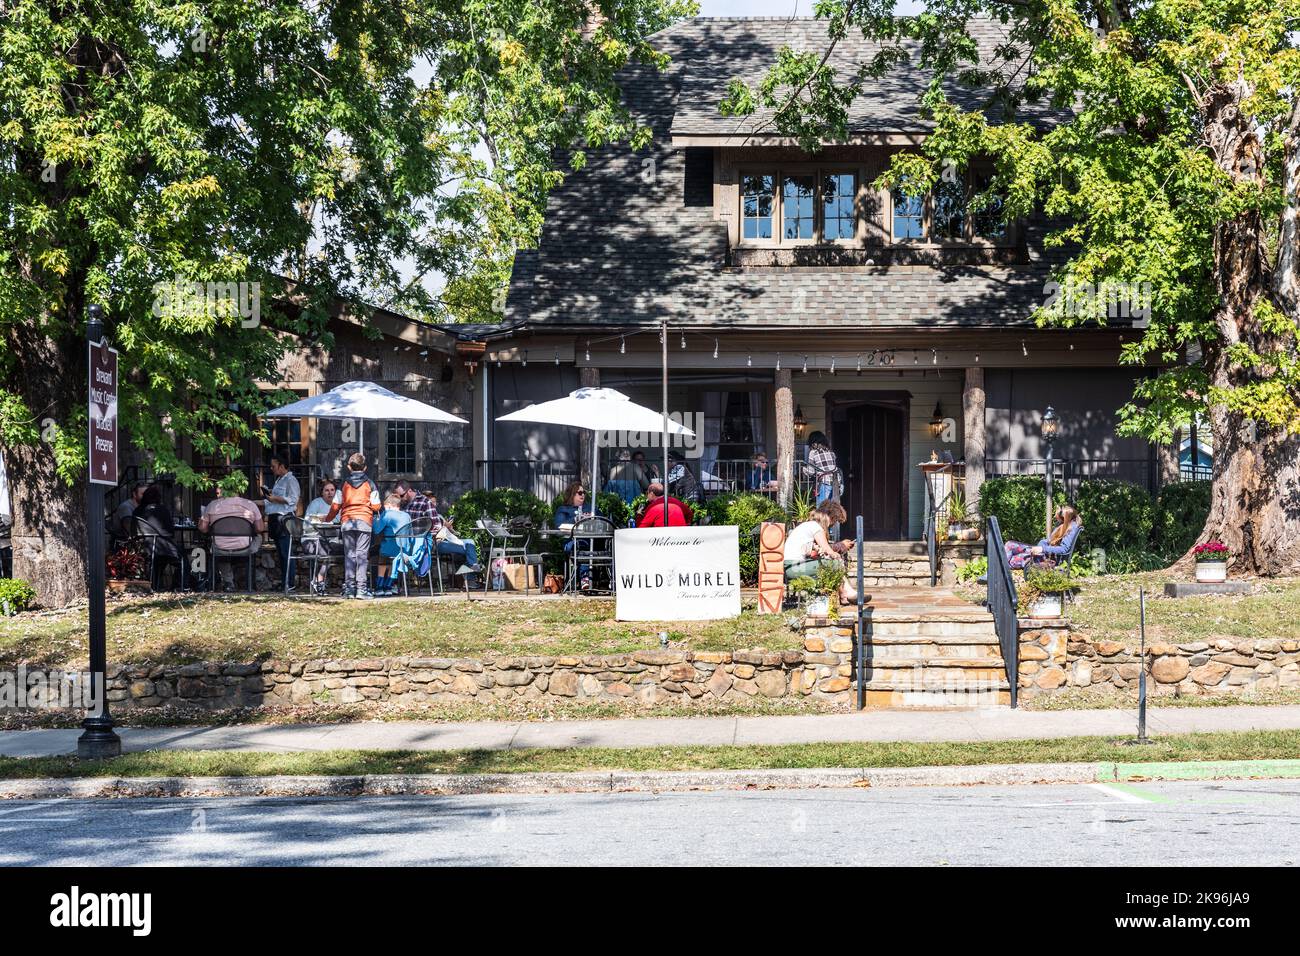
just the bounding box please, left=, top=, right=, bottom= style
left=1043, top=405, right=1058, bottom=538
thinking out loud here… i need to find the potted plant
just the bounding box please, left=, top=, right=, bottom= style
left=106, top=545, right=150, bottom=594
left=1193, top=540, right=1230, bottom=582
left=1019, top=566, right=1073, bottom=619
left=946, top=490, right=977, bottom=540
left=787, top=560, right=846, bottom=618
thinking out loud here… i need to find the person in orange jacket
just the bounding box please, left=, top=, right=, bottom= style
left=636, top=482, right=694, bottom=527
left=324, top=452, right=381, bottom=598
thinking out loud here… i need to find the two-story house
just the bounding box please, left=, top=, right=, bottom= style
left=472, top=16, right=1169, bottom=539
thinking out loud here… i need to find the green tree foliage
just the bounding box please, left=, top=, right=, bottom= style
left=1075, top=478, right=1153, bottom=553
left=723, top=0, right=1300, bottom=574
left=0, top=0, right=693, bottom=602
left=978, top=476, right=1047, bottom=545
left=1153, top=479, right=1212, bottom=555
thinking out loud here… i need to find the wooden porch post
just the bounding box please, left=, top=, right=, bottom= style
left=578, top=367, right=600, bottom=491
left=775, top=368, right=794, bottom=508
left=962, top=367, right=986, bottom=510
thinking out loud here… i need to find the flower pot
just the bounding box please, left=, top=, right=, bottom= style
left=806, top=595, right=831, bottom=617
left=108, top=578, right=150, bottom=596
left=1195, top=560, right=1228, bottom=583
left=1028, top=593, right=1063, bottom=618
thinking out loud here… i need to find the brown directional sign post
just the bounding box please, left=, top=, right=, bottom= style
left=79, top=305, right=121, bottom=758
left=88, top=337, right=118, bottom=486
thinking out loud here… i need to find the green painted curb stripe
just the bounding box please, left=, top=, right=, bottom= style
left=1096, top=759, right=1300, bottom=782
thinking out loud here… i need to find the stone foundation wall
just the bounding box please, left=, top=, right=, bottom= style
left=1018, top=621, right=1300, bottom=698
left=106, top=636, right=859, bottom=712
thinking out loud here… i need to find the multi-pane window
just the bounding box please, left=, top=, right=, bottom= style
left=891, top=186, right=926, bottom=240
left=932, top=178, right=967, bottom=241
left=781, top=175, right=815, bottom=240
left=971, top=171, right=1008, bottom=240
left=892, top=170, right=1011, bottom=243
left=384, top=420, right=417, bottom=475
left=742, top=173, right=774, bottom=240
left=821, top=173, right=856, bottom=240
left=740, top=169, right=857, bottom=244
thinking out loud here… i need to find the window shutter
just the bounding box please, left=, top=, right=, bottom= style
left=683, top=148, right=713, bottom=207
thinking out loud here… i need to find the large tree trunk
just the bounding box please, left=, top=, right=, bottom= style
left=1187, top=79, right=1300, bottom=576
left=5, top=319, right=89, bottom=607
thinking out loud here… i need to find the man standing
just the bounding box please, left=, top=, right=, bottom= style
left=198, top=475, right=266, bottom=591
left=261, top=456, right=301, bottom=591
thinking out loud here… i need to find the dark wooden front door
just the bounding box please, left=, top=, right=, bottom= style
left=836, top=403, right=906, bottom=540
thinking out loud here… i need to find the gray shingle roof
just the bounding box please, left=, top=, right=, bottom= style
left=667, top=17, right=1053, bottom=138
left=506, top=16, right=1059, bottom=331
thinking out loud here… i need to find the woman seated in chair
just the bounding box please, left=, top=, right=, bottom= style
left=555, top=482, right=603, bottom=590
left=1004, top=505, right=1082, bottom=570
left=134, top=484, right=182, bottom=590
left=783, top=503, right=858, bottom=606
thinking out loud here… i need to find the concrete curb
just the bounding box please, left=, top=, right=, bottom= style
left=2, top=759, right=1298, bottom=799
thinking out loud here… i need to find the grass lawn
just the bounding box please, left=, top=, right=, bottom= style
left=0, top=594, right=801, bottom=668
left=2, top=730, right=1298, bottom=779
left=961, top=573, right=1300, bottom=646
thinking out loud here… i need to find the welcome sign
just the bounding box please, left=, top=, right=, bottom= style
left=614, top=526, right=742, bottom=621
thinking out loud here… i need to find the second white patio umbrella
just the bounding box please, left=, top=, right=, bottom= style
left=496, top=387, right=695, bottom=516
left=263, top=380, right=468, bottom=455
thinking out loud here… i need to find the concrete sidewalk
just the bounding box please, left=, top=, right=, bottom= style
left=3, top=704, right=1299, bottom=758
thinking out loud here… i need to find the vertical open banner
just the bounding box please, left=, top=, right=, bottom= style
left=88, top=339, right=119, bottom=486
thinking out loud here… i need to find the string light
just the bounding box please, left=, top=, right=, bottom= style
left=775, top=352, right=781, bottom=372
left=585, top=341, right=591, bottom=361
left=802, top=355, right=809, bottom=374
left=856, top=353, right=862, bottom=373
left=713, top=338, right=719, bottom=359
left=830, top=355, right=836, bottom=374
left=680, top=333, right=686, bottom=350
left=913, top=350, right=919, bottom=365
left=975, top=352, right=980, bottom=363
left=932, top=348, right=938, bottom=365
left=522, top=349, right=528, bottom=366
left=1022, top=340, right=1028, bottom=357
left=746, top=352, right=752, bottom=367
left=554, top=349, right=559, bottom=365
left=620, top=336, right=626, bottom=355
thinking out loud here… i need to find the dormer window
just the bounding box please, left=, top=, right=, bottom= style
left=739, top=166, right=859, bottom=244
left=890, top=169, right=1011, bottom=244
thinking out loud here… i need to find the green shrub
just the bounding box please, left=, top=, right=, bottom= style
left=1153, top=480, right=1211, bottom=555
left=1103, top=548, right=1173, bottom=575
left=1075, top=479, right=1154, bottom=553
left=956, top=555, right=987, bottom=584
left=0, top=579, right=37, bottom=614
left=1018, top=566, right=1075, bottom=615
left=449, top=488, right=552, bottom=558
left=701, top=492, right=788, bottom=583
left=978, top=476, right=1047, bottom=544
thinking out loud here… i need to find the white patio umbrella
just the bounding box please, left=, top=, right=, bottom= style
left=496, top=387, right=695, bottom=516
left=263, top=380, right=468, bottom=456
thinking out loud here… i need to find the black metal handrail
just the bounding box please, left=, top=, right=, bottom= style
left=986, top=515, right=1019, bottom=709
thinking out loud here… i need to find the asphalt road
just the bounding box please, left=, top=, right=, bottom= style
left=3, top=779, right=1298, bottom=866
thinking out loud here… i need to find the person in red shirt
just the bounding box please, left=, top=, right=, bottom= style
left=636, top=482, right=694, bottom=528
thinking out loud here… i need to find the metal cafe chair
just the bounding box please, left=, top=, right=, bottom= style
left=390, top=517, right=436, bottom=597
left=303, top=521, right=343, bottom=594
left=207, top=515, right=260, bottom=592
left=280, top=515, right=307, bottom=594
left=569, top=516, right=615, bottom=593
left=132, top=514, right=183, bottom=591
left=476, top=516, right=537, bottom=594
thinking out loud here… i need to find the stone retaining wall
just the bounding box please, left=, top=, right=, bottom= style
left=106, top=635, right=860, bottom=712
left=1017, top=621, right=1300, bottom=698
